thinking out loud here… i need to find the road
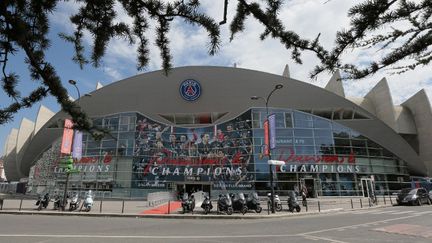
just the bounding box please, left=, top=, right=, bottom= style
left=0, top=205, right=431, bottom=243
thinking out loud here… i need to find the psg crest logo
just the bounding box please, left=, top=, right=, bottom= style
left=179, top=79, right=201, bottom=101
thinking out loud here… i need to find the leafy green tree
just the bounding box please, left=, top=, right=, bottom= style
left=1, top=0, right=431, bottom=132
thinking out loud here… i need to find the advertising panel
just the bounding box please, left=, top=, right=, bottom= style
left=131, top=111, right=254, bottom=190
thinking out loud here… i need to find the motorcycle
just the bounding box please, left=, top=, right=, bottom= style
left=287, top=190, right=301, bottom=213
left=217, top=194, right=233, bottom=215
left=35, top=193, right=50, bottom=211
left=181, top=193, right=195, bottom=214
left=230, top=192, right=248, bottom=215
left=200, top=194, right=213, bottom=214
left=53, top=194, right=65, bottom=210
left=82, top=190, right=94, bottom=212
left=245, top=192, right=262, bottom=213
left=69, top=193, right=80, bottom=211
left=267, top=193, right=283, bottom=212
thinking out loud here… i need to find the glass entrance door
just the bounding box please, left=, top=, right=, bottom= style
left=360, top=178, right=374, bottom=198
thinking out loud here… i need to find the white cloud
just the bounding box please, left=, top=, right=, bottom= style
left=50, top=0, right=432, bottom=103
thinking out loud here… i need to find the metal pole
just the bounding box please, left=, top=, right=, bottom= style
left=121, top=200, right=125, bottom=214
left=62, top=172, right=70, bottom=211
left=99, top=199, right=103, bottom=213
left=318, top=201, right=321, bottom=212
left=19, top=199, right=23, bottom=211
left=360, top=198, right=363, bottom=208
left=266, top=100, right=276, bottom=214
left=383, top=195, right=386, bottom=205
left=389, top=195, right=393, bottom=205
left=251, top=85, right=283, bottom=214
left=168, top=200, right=171, bottom=214
left=351, top=198, right=353, bottom=209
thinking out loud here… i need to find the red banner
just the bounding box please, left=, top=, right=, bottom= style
left=60, top=119, right=74, bottom=154
left=263, top=119, right=269, bottom=156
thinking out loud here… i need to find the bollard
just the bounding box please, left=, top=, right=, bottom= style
left=267, top=201, right=270, bottom=215
left=389, top=195, right=393, bottom=205
left=0, top=199, right=3, bottom=210
left=318, top=201, right=321, bottom=212
left=351, top=199, right=353, bottom=209
left=383, top=195, right=386, bottom=205
left=121, top=200, right=125, bottom=214
left=360, top=198, right=363, bottom=208
left=168, top=200, right=171, bottom=214
left=100, top=199, right=103, bottom=213
left=19, top=199, right=23, bottom=211
left=306, top=202, right=308, bottom=212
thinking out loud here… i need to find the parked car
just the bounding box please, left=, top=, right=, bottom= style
left=396, top=188, right=431, bottom=206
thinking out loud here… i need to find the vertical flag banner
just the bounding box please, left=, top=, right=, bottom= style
left=263, top=119, right=269, bottom=156
left=269, top=114, right=276, bottom=150
left=72, top=130, right=83, bottom=160
left=60, top=119, right=74, bottom=154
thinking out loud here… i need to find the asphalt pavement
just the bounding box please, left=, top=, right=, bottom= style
left=0, top=204, right=431, bottom=243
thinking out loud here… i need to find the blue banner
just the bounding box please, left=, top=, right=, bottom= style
left=269, top=114, right=276, bottom=149
left=72, top=130, right=83, bottom=160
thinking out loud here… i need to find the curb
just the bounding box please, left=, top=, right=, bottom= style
left=0, top=204, right=394, bottom=220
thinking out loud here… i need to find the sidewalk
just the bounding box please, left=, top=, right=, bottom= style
left=0, top=195, right=397, bottom=219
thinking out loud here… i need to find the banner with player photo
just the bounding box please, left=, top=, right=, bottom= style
left=131, top=111, right=255, bottom=190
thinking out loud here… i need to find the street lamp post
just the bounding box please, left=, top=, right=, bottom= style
left=251, top=84, right=283, bottom=213
left=61, top=79, right=85, bottom=210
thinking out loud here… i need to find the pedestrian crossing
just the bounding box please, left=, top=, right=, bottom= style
left=349, top=208, right=432, bottom=216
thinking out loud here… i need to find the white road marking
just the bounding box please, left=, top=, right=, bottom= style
left=371, top=210, right=397, bottom=214
left=390, top=211, right=415, bottom=215
left=303, top=235, right=348, bottom=243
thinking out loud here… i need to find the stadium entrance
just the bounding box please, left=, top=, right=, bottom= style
left=176, top=182, right=211, bottom=197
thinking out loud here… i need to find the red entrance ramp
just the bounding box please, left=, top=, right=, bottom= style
left=141, top=201, right=182, bottom=214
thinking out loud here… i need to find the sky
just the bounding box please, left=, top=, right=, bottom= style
left=1, top=0, right=431, bottom=156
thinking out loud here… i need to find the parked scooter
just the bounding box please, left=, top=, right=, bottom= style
left=82, top=190, right=94, bottom=212
left=69, top=192, right=80, bottom=211
left=217, top=194, right=233, bottom=215
left=200, top=194, right=213, bottom=214
left=267, top=193, right=283, bottom=212
left=35, top=193, right=50, bottom=211
left=287, top=190, right=301, bottom=213
left=181, top=193, right=195, bottom=214
left=53, top=194, right=65, bottom=210
left=230, top=192, right=248, bottom=215
left=245, top=192, right=262, bottom=213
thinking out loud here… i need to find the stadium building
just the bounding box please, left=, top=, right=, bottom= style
left=2, top=66, right=432, bottom=198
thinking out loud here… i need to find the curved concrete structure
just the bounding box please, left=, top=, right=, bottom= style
left=2, top=66, right=432, bottom=180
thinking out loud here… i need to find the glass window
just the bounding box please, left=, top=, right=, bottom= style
left=295, top=145, right=315, bottom=155
left=294, top=119, right=313, bottom=128
left=315, top=137, right=334, bottom=146
left=293, top=137, right=314, bottom=145
left=102, top=140, right=117, bottom=148
left=334, top=138, right=351, bottom=146
left=335, top=146, right=352, bottom=155
left=313, top=118, right=331, bottom=129
left=352, top=147, right=367, bottom=156
left=314, top=129, right=332, bottom=137
left=275, top=113, right=285, bottom=128
left=294, top=129, right=313, bottom=137
left=285, top=113, right=293, bottom=128
left=316, top=145, right=334, bottom=154
left=276, top=129, right=293, bottom=137
left=120, top=116, right=130, bottom=125
left=351, top=139, right=366, bottom=147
